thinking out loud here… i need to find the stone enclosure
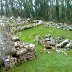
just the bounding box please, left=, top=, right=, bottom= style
left=0, top=24, right=36, bottom=68
left=0, top=16, right=72, bottom=69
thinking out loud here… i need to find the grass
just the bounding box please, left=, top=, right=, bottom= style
left=9, top=25, right=72, bottom=72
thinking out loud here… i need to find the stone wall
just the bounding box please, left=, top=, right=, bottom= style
left=35, top=34, right=72, bottom=55
left=0, top=25, right=36, bottom=68
left=44, top=22, right=72, bottom=31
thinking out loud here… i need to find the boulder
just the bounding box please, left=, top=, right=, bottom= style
left=12, top=36, right=20, bottom=42
left=16, top=17, right=21, bottom=23
left=47, top=41, right=56, bottom=46
left=3, top=56, right=17, bottom=68
left=38, top=20, right=43, bottom=24
left=26, top=44, right=35, bottom=51
left=14, top=41, right=20, bottom=48
left=19, top=43, right=24, bottom=48
left=5, top=47, right=16, bottom=55
left=65, top=41, right=72, bottom=48
left=57, top=39, right=69, bottom=48
left=35, top=35, right=41, bottom=43
left=16, top=48, right=27, bottom=56
left=27, top=18, right=32, bottom=23
left=45, top=34, right=51, bottom=38
left=55, top=37, right=64, bottom=44
left=18, top=52, right=35, bottom=61
left=45, top=38, right=51, bottom=41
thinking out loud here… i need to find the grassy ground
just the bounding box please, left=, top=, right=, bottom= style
left=9, top=25, right=72, bottom=72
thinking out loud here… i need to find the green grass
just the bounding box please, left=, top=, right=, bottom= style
left=9, top=25, right=72, bottom=72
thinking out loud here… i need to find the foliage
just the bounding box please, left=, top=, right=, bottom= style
left=0, top=0, right=72, bottom=23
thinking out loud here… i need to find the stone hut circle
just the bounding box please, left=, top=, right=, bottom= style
left=0, top=17, right=72, bottom=69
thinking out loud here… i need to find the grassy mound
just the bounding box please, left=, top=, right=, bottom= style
left=9, top=25, right=72, bottom=72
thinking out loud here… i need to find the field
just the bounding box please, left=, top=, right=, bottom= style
left=9, top=25, right=72, bottom=72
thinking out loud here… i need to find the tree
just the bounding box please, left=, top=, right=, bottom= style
left=0, top=0, right=72, bottom=23
left=5, top=0, right=9, bottom=17
left=0, top=0, right=4, bottom=17
left=55, top=0, right=59, bottom=21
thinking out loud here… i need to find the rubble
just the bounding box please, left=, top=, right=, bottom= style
left=3, top=35, right=36, bottom=67
left=11, top=23, right=42, bottom=33
left=1, top=34, right=36, bottom=68
left=0, top=26, right=36, bottom=68
left=3, top=56, right=17, bottom=68
left=44, top=22, right=72, bottom=31
left=35, top=34, right=72, bottom=54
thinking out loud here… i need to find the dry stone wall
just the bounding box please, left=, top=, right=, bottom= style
left=44, top=22, right=72, bottom=31
left=0, top=25, right=36, bottom=68
left=35, top=34, right=72, bottom=55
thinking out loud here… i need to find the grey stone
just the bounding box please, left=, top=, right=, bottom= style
left=27, top=44, right=35, bottom=51
left=11, top=36, right=20, bottom=42
left=3, top=56, right=17, bottom=68
left=57, top=39, right=69, bottom=48
left=16, top=48, right=27, bottom=56
left=45, top=22, right=72, bottom=31
left=18, top=52, right=35, bottom=61
left=45, top=38, right=51, bottom=41
left=65, top=41, right=72, bottom=48
left=45, top=34, right=51, bottom=38
left=16, top=17, right=21, bottom=23
left=38, top=20, right=43, bottom=24
left=14, top=41, right=20, bottom=48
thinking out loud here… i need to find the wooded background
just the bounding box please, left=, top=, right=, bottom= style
left=0, top=0, right=72, bottom=23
